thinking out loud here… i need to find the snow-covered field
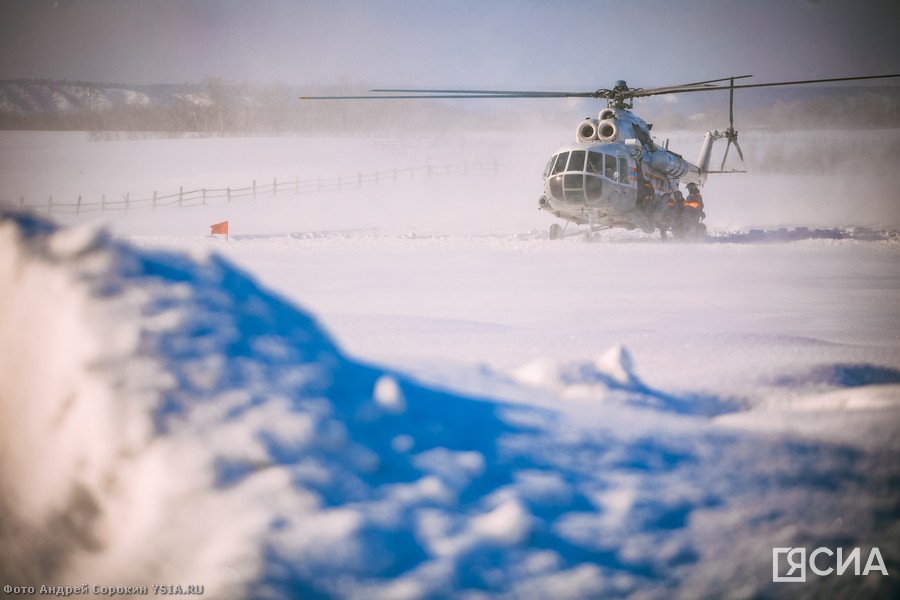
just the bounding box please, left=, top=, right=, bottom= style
left=1, top=129, right=899, bottom=598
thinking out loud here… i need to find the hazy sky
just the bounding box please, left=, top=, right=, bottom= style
left=0, top=0, right=898, bottom=90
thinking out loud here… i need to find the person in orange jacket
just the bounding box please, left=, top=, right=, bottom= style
left=683, top=182, right=705, bottom=216
left=673, top=182, right=707, bottom=239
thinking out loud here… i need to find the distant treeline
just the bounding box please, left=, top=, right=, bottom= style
left=1, top=78, right=899, bottom=135
left=0, top=78, right=522, bottom=135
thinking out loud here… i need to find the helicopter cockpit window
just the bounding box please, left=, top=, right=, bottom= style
left=587, top=151, right=604, bottom=175
left=618, top=157, right=631, bottom=184
left=551, top=152, right=569, bottom=175
left=543, top=156, right=555, bottom=178
left=604, top=154, right=617, bottom=180
left=568, top=150, right=586, bottom=172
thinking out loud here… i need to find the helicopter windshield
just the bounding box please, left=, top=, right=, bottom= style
left=550, top=152, right=569, bottom=175
left=547, top=150, right=631, bottom=179
left=543, top=156, right=554, bottom=178
left=587, top=151, right=603, bottom=175
left=568, top=150, right=586, bottom=172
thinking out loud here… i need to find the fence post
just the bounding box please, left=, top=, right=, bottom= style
left=48, top=196, right=52, bottom=215
left=76, top=196, right=82, bottom=214
left=253, top=180, right=256, bottom=200
left=125, top=193, right=130, bottom=213
left=101, top=194, right=106, bottom=212
left=19, top=196, right=24, bottom=207
left=179, top=186, right=183, bottom=207
left=203, top=189, right=207, bottom=205
left=273, top=177, right=277, bottom=197
left=227, top=187, right=231, bottom=203
left=295, top=176, right=299, bottom=194
left=152, top=191, right=157, bottom=210
left=358, top=172, right=362, bottom=188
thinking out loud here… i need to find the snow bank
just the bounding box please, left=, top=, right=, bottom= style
left=509, top=345, right=737, bottom=416
left=1, top=210, right=898, bottom=598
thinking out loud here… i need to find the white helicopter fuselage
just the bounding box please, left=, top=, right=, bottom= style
left=539, top=139, right=648, bottom=229
left=538, top=106, right=722, bottom=234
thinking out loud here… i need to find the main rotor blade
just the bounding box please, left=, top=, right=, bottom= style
left=370, top=77, right=755, bottom=100
left=677, top=75, right=753, bottom=88
left=636, top=73, right=900, bottom=98
left=371, top=88, right=574, bottom=96
left=634, top=75, right=753, bottom=98
left=302, top=73, right=900, bottom=101
left=379, top=76, right=756, bottom=98
left=721, top=140, right=731, bottom=171
left=734, top=139, right=744, bottom=162
left=730, top=72, right=900, bottom=91
left=301, top=90, right=597, bottom=100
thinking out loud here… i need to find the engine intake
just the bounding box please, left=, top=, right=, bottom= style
left=597, top=119, right=619, bottom=142
left=576, top=118, right=599, bottom=142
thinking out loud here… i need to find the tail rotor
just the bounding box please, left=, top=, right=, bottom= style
left=721, top=77, right=744, bottom=170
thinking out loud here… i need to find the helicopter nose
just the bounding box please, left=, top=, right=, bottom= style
left=544, top=149, right=610, bottom=206
left=547, top=171, right=604, bottom=205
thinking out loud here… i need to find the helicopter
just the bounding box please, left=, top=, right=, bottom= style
left=301, top=73, right=900, bottom=240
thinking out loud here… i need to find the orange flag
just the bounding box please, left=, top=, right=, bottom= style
left=210, top=221, right=229, bottom=237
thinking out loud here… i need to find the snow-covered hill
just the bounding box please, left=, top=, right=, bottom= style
left=2, top=210, right=898, bottom=599
left=0, top=80, right=180, bottom=115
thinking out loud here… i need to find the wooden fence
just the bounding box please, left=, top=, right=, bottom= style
left=11, top=160, right=501, bottom=216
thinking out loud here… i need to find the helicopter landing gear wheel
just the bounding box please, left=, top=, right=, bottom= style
left=549, top=223, right=563, bottom=240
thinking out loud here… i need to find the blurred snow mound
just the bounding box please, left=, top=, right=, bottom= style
left=512, top=345, right=640, bottom=392
left=510, top=345, right=734, bottom=416
left=778, top=385, right=900, bottom=412
left=0, top=210, right=343, bottom=596
left=2, top=211, right=899, bottom=599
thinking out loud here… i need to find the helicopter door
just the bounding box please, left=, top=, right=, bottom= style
left=618, top=157, right=632, bottom=185
left=604, top=154, right=630, bottom=212
left=618, top=156, right=636, bottom=210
